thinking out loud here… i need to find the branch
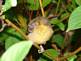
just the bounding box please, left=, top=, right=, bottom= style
left=39, top=0, right=45, bottom=17
left=60, top=47, right=81, bottom=60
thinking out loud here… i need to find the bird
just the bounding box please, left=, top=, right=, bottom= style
left=28, top=16, right=53, bottom=44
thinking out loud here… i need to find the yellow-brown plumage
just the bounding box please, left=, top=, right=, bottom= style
left=28, top=17, right=53, bottom=44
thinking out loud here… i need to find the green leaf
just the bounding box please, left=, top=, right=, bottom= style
left=67, top=6, right=81, bottom=32
left=27, top=0, right=52, bottom=10
left=57, top=23, right=65, bottom=31
left=6, top=28, right=23, bottom=39
left=52, top=34, right=64, bottom=49
left=67, top=4, right=73, bottom=12
left=0, top=33, right=8, bottom=42
left=0, top=28, right=22, bottom=42
left=5, top=36, right=20, bottom=50
left=67, top=55, right=77, bottom=61
left=50, top=18, right=60, bottom=24
left=64, top=53, right=77, bottom=61
left=75, top=0, right=81, bottom=6
left=43, top=49, right=59, bottom=60
left=2, top=0, right=17, bottom=12
left=60, top=13, right=69, bottom=20
left=1, top=41, right=33, bottom=61
left=72, top=0, right=77, bottom=8
left=50, top=18, right=65, bottom=31
left=4, top=28, right=23, bottom=50
left=0, top=28, right=15, bottom=41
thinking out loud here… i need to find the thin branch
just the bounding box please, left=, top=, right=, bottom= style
left=39, top=0, right=45, bottom=17
left=60, top=47, right=81, bottom=60
left=70, top=47, right=81, bottom=55
left=51, top=44, right=60, bottom=52
left=44, top=51, right=54, bottom=60
left=36, top=10, right=40, bottom=17
left=29, top=11, right=33, bottom=21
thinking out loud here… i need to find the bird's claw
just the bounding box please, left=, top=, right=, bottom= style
left=38, top=45, right=44, bottom=53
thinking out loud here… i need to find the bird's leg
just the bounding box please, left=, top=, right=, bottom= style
left=38, top=45, right=45, bottom=53
left=0, top=19, right=7, bottom=32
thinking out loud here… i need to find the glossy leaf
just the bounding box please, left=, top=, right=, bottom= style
left=67, top=6, right=81, bottom=32
left=2, top=0, right=17, bottom=12
left=43, top=49, right=59, bottom=60
left=1, top=41, right=33, bottom=61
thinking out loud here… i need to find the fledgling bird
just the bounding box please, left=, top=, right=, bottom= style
left=28, top=17, right=53, bottom=44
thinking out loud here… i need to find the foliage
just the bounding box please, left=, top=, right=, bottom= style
left=75, top=0, right=81, bottom=6
left=50, top=18, right=65, bottom=31
left=2, top=0, right=17, bottom=12
left=27, top=0, right=52, bottom=10
left=52, top=34, right=64, bottom=49
left=43, top=49, right=60, bottom=60
left=0, top=0, right=81, bottom=61
left=1, top=41, right=33, bottom=61
left=67, top=55, right=77, bottom=61
left=67, top=6, right=81, bottom=32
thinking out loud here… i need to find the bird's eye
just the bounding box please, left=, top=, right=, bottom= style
left=28, top=23, right=35, bottom=32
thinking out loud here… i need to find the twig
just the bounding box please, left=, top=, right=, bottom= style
left=70, top=47, right=81, bottom=55
left=60, top=47, right=81, bottom=60
left=51, top=44, right=60, bottom=52
left=36, top=10, right=40, bottom=17
left=29, top=11, right=33, bottom=21
left=39, top=0, right=45, bottom=17
left=43, top=51, right=55, bottom=60
left=29, top=54, right=33, bottom=61
left=62, top=32, right=69, bottom=49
